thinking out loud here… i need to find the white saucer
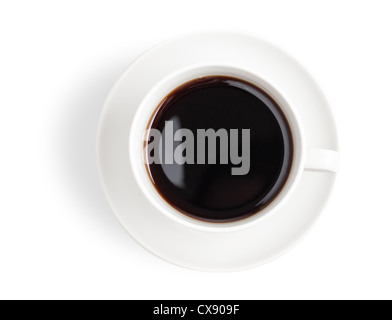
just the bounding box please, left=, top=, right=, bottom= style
left=97, top=30, right=338, bottom=271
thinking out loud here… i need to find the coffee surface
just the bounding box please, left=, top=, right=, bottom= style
left=145, top=76, right=293, bottom=222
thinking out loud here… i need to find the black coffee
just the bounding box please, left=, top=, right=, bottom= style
left=145, top=76, right=293, bottom=222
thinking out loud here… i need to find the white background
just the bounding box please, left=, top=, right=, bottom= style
left=1, top=0, right=391, bottom=300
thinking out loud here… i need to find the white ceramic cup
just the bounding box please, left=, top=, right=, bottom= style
left=129, top=64, right=339, bottom=232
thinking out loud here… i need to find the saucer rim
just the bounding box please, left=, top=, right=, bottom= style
left=97, top=29, right=339, bottom=272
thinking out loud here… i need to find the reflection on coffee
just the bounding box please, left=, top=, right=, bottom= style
left=145, top=76, right=293, bottom=222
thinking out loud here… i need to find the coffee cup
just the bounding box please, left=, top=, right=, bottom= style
left=129, top=64, right=339, bottom=232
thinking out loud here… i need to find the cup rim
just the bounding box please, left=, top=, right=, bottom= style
left=129, top=63, right=306, bottom=232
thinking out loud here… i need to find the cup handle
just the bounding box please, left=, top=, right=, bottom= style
left=305, top=149, right=340, bottom=173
